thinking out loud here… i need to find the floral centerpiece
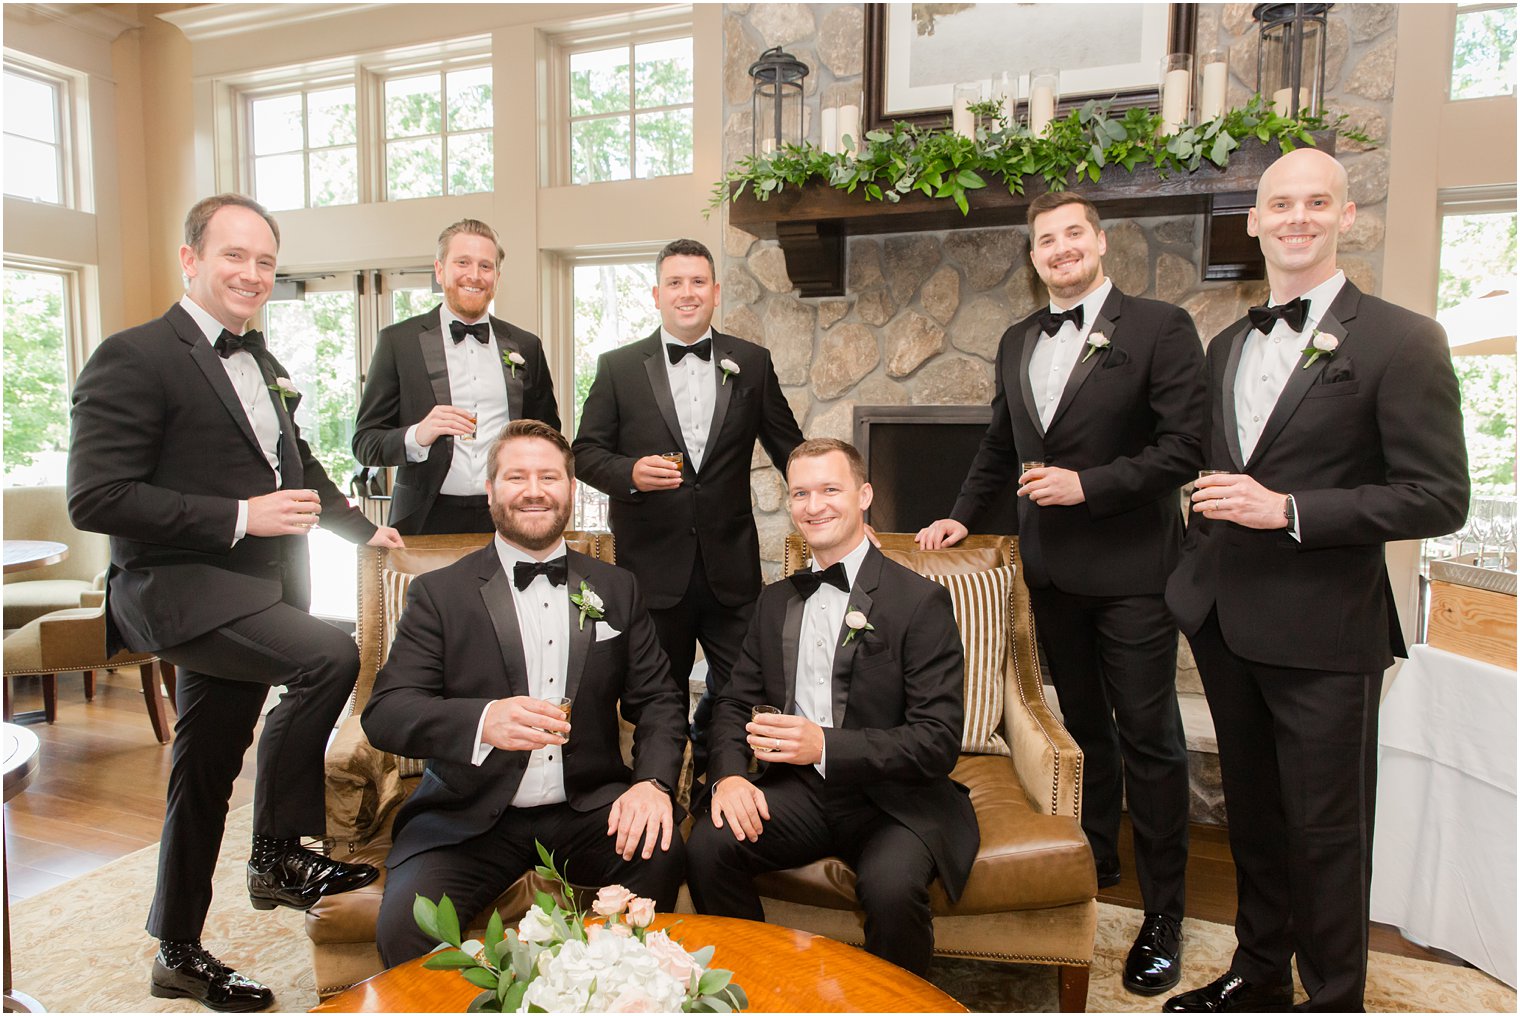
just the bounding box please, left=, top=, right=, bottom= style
left=415, top=844, right=748, bottom=1013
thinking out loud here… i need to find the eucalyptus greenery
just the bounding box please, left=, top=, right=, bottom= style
left=710, top=95, right=1373, bottom=217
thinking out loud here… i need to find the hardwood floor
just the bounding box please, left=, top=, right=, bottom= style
left=4, top=668, right=1464, bottom=970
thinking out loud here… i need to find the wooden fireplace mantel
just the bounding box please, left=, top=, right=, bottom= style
left=726, top=134, right=1335, bottom=297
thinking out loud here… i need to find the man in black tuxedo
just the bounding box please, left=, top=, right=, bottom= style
left=68, top=194, right=405, bottom=1012
left=919, top=191, right=1202, bottom=994
left=354, top=218, right=559, bottom=535
left=572, top=239, right=803, bottom=768
left=363, top=420, right=688, bottom=967
left=1164, top=149, right=1468, bottom=1013
left=687, top=438, right=977, bottom=976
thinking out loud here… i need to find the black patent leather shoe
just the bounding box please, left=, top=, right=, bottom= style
left=1096, top=857, right=1122, bottom=889
left=1164, top=971, right=1294, bottom=1012
left=150, top=943, right=273, bottom=1012
left=248, top=843, right=379, bottom=911
left=1123, top=913, right=1183, bottom=995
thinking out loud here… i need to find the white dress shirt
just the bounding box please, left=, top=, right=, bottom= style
left=404, top=306, right=511, bottom=495
left=1027, top=279, right=1114, bottom=430
left=471, top=536, right=570, bottom=809
left=179, top=296, right=281, bottom=543
left=793, top=535, right=871, bottom=778
left=660, top=326, right=717, bottom=473
left=1235, top=269, right=1344, bottom=541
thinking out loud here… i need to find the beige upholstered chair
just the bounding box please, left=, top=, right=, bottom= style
left=2, top=600, right=174, bottom=743
left=3, top=485, right=111, bottom=630
left=307, top=532, right=617, bottom=997
left=756, top=532, right=1096, bottom=1011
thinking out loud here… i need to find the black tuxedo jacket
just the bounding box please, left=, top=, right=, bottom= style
left=571, top=330, right=803, bottom=610
left=361, top=547, right=687, bottom=868
left=353, top=308, right=559, bottom=534
left=1166, top=282, right=1469, bottom=673
left=951, top=289, right=1205, bottom=596
left=67, top=303, right=375, bottom=656
left=707, top=545, right=980, bottom=901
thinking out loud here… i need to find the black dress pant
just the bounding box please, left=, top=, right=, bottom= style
left=146, top=601, right=360, bottom=940
left=1190, top=611, right=1381, bottom=1012
left=686, top=767, right=938, bottom=975
left=1031, top=587, right=1189, bottom=919
left=376, top=799, right=687, bottom=967
left=414, top=494, right=494, bottom=535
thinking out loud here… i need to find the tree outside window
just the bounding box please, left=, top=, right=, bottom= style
left=1452, top=3, right=1517, bottom=100
left=249, top=85, right=358, bottom=210
left=385, top=66, right=493, bottom=201
left=569, top=37, right=693, bottom=185
left=3, top=67, right=66, bottom=206
left=3, top=267, right=72, bottom=485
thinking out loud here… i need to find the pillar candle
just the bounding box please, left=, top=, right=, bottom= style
left=836, top=104, right=860, bottom=155
left=1161, top=67, right=1190, bottom=132
left=820, top=106, right=837, bottom=155
left=952, top=94, right=975, bottom=139
left=1199, top=61, right=1228, bottom=120
left=1030, top=86, right=1055, bottom=135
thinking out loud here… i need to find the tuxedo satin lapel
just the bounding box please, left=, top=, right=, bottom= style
left=1049, top=296, right=1120, bottom=432
left=1219, top=323, right=1251, bottom=471
left=182, top=327, right=267, bottom=465
left=703, top=337, right=735, bottom=468
left=563, top=554, right=595, bottom=701
left=642, top=343, right=688, bottom=455
left=832, top=556, right=880, bottom=729
left=251, top=354, right=303, bottom=490
left=781, top=591, right=804, bottom=713
left=480, top=565, right=530, bottom=698
left=418, top=319, right=453, bottom=408
left=1016, top=321, right=1045, bottom=438
left=1247, top=304, right=1354, bottom=470
left=493, top=317, right=526, bottom=420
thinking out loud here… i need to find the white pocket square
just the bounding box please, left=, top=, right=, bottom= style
left=594, top=621, right=622, bottom=642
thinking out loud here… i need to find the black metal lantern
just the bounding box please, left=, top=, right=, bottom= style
left=1254, top=3, right=1332, bottom=117
left=748, top=46, right=808, bottom=156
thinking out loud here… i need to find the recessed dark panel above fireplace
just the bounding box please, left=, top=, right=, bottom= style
left=854, top=405, right=1020, bottom=536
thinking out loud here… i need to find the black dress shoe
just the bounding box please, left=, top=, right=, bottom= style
left=1164, top=971, right=1294, bottom=1012
left=248, top=843, right=379, bottom=912
left=150, top=942, right=273, bottom=1013
left=1095, top=858, right=1121, bottom=889
left=1123, top=913, right=1183, bottom=995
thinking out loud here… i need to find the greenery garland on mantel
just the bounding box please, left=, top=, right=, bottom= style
left=710, top=95, right=1373, bottom=217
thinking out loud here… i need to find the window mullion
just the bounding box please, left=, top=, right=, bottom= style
left=626, top=43, right=637, bottom=179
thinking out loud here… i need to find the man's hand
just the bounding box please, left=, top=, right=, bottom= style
left=1019, top=465, right=1086, bottom=506
left=607, top=781, right=674, bottom=860
left=747, top=712, right=825, bottom=766
left=367, top=526, right=405, bottom=549
left=631, top=455, right=683, bottom=492
left=247, top=489, right=322, bottom=537
left=915, top=518, right=968, bottom=550
left=481, top=696, right=570, bottom=752
left=863, top=523, right=882, bottom=549
left=414, top=404, right=477, bottom=447
left=1192, top=473, right=1289, bottom=530
left=709, top=775, right=770, bottom=842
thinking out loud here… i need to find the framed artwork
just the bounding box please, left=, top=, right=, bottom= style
left=863, top=3, right=1198, bottom=129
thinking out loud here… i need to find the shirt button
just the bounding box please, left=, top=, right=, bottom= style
left=1261, top=375, right=1268, bottom=382
left=815, top=639, right=823, bottom=647
left=1253, top=415, right=1261, bottom=422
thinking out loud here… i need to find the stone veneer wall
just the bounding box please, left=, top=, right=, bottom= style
left=721, top=4, right=1399, bottom=604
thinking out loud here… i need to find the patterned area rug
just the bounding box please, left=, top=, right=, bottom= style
left=10, top=806, right=1515, bottom=1013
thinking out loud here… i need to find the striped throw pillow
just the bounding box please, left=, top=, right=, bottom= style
left=926, top=566, right=1013, bottom=757
left=380, top=567, right=427, bottom=777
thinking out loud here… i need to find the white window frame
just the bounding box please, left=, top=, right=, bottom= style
left=1449, top=2, right=1519, bottom=102
left=238, top=74, right=363, bottom=210
left=3, top=62, right=75, bottom=209
left=374, top=56, right=495, bottom=202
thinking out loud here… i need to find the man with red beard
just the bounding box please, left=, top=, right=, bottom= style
left=363, top=420, right=688, bottom=966
left=354, top=219, right=559, bottom=535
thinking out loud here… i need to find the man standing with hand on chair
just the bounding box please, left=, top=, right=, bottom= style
left=68, top=194, right=404, bottom=1011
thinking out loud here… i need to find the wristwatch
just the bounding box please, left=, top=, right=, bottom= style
left=641, top=777, right=673, bottom=797
left=1283, top=495, right=1296, bottom=529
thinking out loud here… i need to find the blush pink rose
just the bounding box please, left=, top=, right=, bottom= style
left=626, top=896, right=656, bottom=929
left=592, top=884, right=634, bottom=917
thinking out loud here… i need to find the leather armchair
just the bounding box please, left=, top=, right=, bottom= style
left=3, top=485, right=111, bottom=630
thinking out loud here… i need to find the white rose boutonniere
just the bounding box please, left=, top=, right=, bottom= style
left=268, top=376, right=298, bottom=409
left=842, top=608, right=875, bottom=646
left=503, top=349, right=526, bottom=378
left=1080, top=331, right=1111, bottom=364
left=570, top=580, right=605, bottom=631
left=719, top=357, right=740, bottom=385
left=1300, top=329, right=1339, bottom=369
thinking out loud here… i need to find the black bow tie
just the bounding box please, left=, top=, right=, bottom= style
left=513, top=557, right=568, bottom=590
left=1038, top=305, right=1084, bottom=336
left=789, top=561, right=849, bottom=599
left=214, top=328, right=265, bottom=359
left=667, top=338, right=712, bottom=365
left=450, top=320, right=491, bottom=344
left=1248, top=297, right=1310, bottom=334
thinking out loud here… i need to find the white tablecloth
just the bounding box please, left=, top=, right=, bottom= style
left=1371, top=644, right=1516, bottom=986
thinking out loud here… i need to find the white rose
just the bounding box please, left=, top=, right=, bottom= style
left=583, top=588, right=605, bottom=613
left=1311, top=330, right=1338, bottom=353
left=516, top=904, right=556, bottom=944
left=507, top=350, right=526, bottom=365
left=1088, top=332, right=1110, bottom=348
left=275, top=376, right=297, bottom=392
left=844, top=609, right=869, bottom=630
left=719, top=357, right=740, bottom=374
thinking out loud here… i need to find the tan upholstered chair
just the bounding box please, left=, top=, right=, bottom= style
left=307, top=532, right=617, bottom=997
left=3, top=485, right=111, bottom=630
left=755, top=532, right=1096, bottom=1011
left=2, top=600, right=174, bottom=743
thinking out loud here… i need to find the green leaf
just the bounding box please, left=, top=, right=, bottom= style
left=413, top=896, right=441, bottom=942
left=462, top=967, right=500, bottom=991
left=697, top=969, right=733, bottom=995
left=422, top=949, right=479, bottom=969
left=503, top=981, right=530, bottom=1013
left=953, top=189, right=969, bottom=215
left=956, top=169, right=986, bottom=189
left=436, top=896, right=463, bottom=948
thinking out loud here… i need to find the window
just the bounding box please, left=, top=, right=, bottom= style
left=248, top=84, right=359, bottom=211
left=3, top=265, right=76, bottom=485
left=384, top=65, right=493, bottom=200
left=4, top=66, right=68, bottom=205
left=568, top=36, right=693, bottom=185
left=569, top=256, right=660, bottom=529
left=1452, top=3, right=1517, bottom=100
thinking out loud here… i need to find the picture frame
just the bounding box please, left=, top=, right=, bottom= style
left=862, top=3, right=1198, bottom=130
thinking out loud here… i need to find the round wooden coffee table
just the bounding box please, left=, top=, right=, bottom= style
left=312, top=913, right=965, bottom=1013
